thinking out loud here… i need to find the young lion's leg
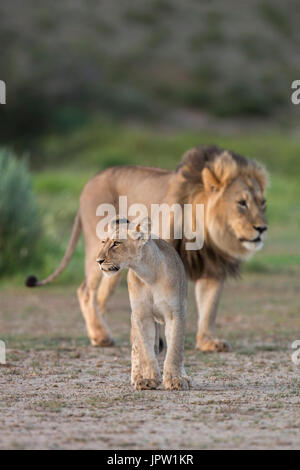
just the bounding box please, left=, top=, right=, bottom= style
left=130, top=325, right=143, bottom=386
left=195, top=278, right=230, bottom=352
left=131, top=312, right=161, bottom=390
left=163, top=310, right=191, bottom=391
left=77, top=259, right=114, bottom=347
left=131, top=322, right=161, bottom=384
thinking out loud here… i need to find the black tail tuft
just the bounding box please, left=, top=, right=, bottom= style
left=25, top=275, right=38, bottom=287
left=159, top=337, right=164, bottom=354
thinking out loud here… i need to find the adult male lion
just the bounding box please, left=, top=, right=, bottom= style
left=26, top=146, right=268, bottom=352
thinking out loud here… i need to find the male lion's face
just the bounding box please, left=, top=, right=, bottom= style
left=96, top=219, right=149, bottom=277
left=202, top=153, right=268, bottom=260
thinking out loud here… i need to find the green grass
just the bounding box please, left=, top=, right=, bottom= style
left=1, top=334, right=90, bottom=351
left=32, top=119, right=300, bottom=177
left=2, top=119, right=300, bottom=286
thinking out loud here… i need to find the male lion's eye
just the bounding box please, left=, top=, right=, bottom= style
left=238, top=200, right=248, bottom=209
left=113, top=241, right=121, bottom=247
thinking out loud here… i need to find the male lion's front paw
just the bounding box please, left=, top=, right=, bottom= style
left=163, top=375, right=192, bottom=391
left=196, top=338, right=231, bottom=353
left=133, top=377, right=160, bottom=391
left=90, top=335, right=115, bottom=347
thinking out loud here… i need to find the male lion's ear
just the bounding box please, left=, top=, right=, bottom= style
left=212, top=151, right=238, bottom=185
left=202, top=167, right=220, bottom=193
left=254, top=164, right=269, bottom=192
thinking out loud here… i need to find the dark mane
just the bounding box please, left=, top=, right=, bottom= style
left=172, top=236, right=241, bottom=281
left=175, top=145, right=249, bottom=199
left=172, top=145, right=243, bottom=280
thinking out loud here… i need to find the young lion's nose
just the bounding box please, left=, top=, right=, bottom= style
left=97, top=258, right=105, bottom=265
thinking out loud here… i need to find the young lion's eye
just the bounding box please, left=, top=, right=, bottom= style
left=238, top=199, right=248, bottom=209
left=112, top=241, right=121, bottom=247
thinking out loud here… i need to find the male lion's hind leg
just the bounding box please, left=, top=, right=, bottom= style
left=195, top=278, right=231, bottom=353
left=197, top=337, right=231, bottom=353
left=77, top=266, right=115, bottom=347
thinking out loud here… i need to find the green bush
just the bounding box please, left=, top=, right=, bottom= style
left=0, top=149, right=41, bottom=275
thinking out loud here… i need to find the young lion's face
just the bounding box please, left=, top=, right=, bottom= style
left=96, top=225, right=146, bottom=277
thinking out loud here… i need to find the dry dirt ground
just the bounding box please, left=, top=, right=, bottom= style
left=0, top=271, right=299, bottom=450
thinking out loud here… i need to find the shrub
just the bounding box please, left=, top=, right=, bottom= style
left=0, top=149, right=41, bottom=275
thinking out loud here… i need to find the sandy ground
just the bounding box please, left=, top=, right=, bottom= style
left=0, top=272, right=299, bottom=450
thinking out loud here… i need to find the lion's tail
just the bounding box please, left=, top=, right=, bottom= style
left=25, top=211, right=82, bottom=288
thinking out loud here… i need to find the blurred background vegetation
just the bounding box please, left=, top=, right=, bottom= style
left=0, top=0, right=299, bottom=285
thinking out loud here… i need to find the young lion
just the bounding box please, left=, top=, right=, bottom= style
left=96, top=218, right=191, bottom=391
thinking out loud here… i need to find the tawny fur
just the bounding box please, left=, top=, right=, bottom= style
left=96, top=221, right=191, bottom=391
left=26, top=145, right=268, bottom=352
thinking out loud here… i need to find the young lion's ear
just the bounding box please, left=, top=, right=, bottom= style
left=108, top=216, right=130, bottom=232
left=202, top=167, right=220, bottom=193
left=137, top=217, right=151, bottom=235
left=129, top=217, right=151, bottom=243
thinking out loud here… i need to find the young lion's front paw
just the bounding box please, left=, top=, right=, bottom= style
left=133, top=377, right=160, bottom=391
left=163, top=375, right=192, bottom=391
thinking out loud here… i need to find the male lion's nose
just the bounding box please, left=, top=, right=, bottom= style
left=253, top=225, right=268, bottom=234
left=97, top=258, right=105, bottom=265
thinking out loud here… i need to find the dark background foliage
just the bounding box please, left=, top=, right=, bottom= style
left=0, top=0, right=300, bottom=282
